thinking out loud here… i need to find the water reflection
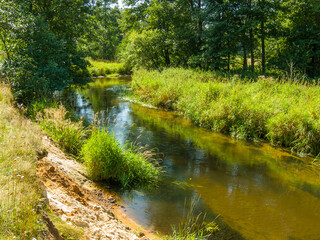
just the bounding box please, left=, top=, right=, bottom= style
left=73, top=77, right=320, bottom=240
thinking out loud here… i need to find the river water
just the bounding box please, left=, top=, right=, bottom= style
left=72, top=77, right=320, bottom=240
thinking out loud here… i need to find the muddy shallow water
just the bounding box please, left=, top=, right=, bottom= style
left=71, top=77, right=320, bottom=240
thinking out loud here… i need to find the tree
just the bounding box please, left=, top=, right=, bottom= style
left=1, top=0, right=91, bottom=103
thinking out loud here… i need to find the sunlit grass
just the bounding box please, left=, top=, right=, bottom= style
left=0, top=83, right=46, bottom=238
left=88, top=59, right=131, bottom=76
left=81, top=128, right=160, bottom=188
left=132, top=68, right=320, bottom=156
left=36, top=105, right=88, bottom=158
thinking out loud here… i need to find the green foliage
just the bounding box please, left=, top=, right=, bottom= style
left=37, top=105, right=88, bottom=157
left=119, top=30, right=166, bottom=69
left=27, top=99, right=59, bottom=121
left=88, top=60, right=131, bottom=76
left=81, top=2, right=122, bottom=60
left=132, top=68, right=320, bottom=156
left=81, top=128, right=160, bottom=188
left=0, top=0, right=90, bottom=104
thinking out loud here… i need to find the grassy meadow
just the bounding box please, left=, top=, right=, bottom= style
left=132, top=68, right=320, bottom=156
left=88, top=59, right=131, bottom=77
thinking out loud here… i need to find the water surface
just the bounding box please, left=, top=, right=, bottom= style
left=73, top=77, right=320, bottom=240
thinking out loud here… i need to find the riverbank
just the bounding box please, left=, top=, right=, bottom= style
left=88, top=59, right=131, bottom=77
left=0, top=83, right=154, bottom=239
left=131, top=68, right=320, bottom=157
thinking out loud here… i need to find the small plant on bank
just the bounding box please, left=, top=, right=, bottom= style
left=81, top=128, right=160, bottom=188
left=165, top=198, right=219, bottom=240
left=37, top=105, right=88, bottom=157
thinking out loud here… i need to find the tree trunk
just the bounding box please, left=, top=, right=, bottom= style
left=249, top=0, right=254, bottom=73
left=197, top=0, right=202, bottom=46
left=261, top=21, right=265, bottom=74
left=250, top=29, right=255, bottom=72
left=243, top=42, right=247, bottom=71
left=261, top=0, right=266, bottom=74
left=227, top=51, right=230, bottom=71
left=164, top=47, right=170, bottom=66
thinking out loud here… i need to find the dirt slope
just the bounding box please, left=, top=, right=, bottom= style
left=37, top=136, right=150, bottom=240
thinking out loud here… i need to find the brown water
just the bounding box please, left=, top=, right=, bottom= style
left=73, top=77, right=320, bottom=240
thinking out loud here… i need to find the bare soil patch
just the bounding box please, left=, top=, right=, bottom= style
left=37, top=136, right=151, bottom=240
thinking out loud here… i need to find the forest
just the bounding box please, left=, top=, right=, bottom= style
left=1, top=0, right=320, bottom=105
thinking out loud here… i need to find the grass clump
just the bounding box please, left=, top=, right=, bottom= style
left=132, top=68, right=320, bottom=156
left=88, top=59, right=131, bottom=76
left=37, top=105, right=88, bottom=157
left=165, top=198, right=219, bottom=240
left=0, top=83, right=46, bottom=238
left=81, top=128, right=160, bottom=188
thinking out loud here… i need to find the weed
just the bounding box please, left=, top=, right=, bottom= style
left=165, top=197, right=219, bottom=240
left=37, top=105, right=88, bottom=157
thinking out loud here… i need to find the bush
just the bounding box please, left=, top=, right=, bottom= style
left=81, top=129, right=159, bottom=188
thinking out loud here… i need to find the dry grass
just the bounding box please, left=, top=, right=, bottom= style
left=0, top=83, right=47, bottom=238
left=37, top=105, right=88, bottom=158
left=0, top=83, right=83, bottom=239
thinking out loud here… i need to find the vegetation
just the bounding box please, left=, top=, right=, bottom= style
left=132, top=68, right=320, bottom=156
left=0, top=0, right=90, bottom=104
left=88, top=59, right=131, bottom=76
left=81, top=128, right=160, bottom=188
left=30, top=99, right=160, bottom=188
left=37, top=105, right=88, bottom=158
left=119, top=0, right=320, bottom=77
left=0, top=83, right=45, bottom=238
left=165, top=198, right=219, bottom=240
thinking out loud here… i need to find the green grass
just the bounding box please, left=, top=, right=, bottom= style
left=36, top=105, right=88, bottom=158
left=132, top=68, right=320, bottom=156
left=81, top=128, right=160, bottom=188
left=88, top=60, right=131, bottom=76
left=0, top=83, right=46, bottom=238
left=165, top=198, right=219, bottom=240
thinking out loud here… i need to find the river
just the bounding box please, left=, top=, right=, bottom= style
left=71, top=77, right=320, bottom=240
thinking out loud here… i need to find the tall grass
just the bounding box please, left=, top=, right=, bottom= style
left=37, top=105, right=88, bottom=157
left=132, top=68, right=320, bottom=156
left=0, top=83, right=46, bottom=238
left=81, top=128, right=160, bottom=188
left=88, top=59, right=131, bottom=76
left=165, top=198, right=219, bottom=240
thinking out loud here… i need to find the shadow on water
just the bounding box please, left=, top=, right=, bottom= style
left=69, top=77, right=320, bottom=240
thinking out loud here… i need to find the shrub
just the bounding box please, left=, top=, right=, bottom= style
left=81, top=129, right=159, bottom=188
